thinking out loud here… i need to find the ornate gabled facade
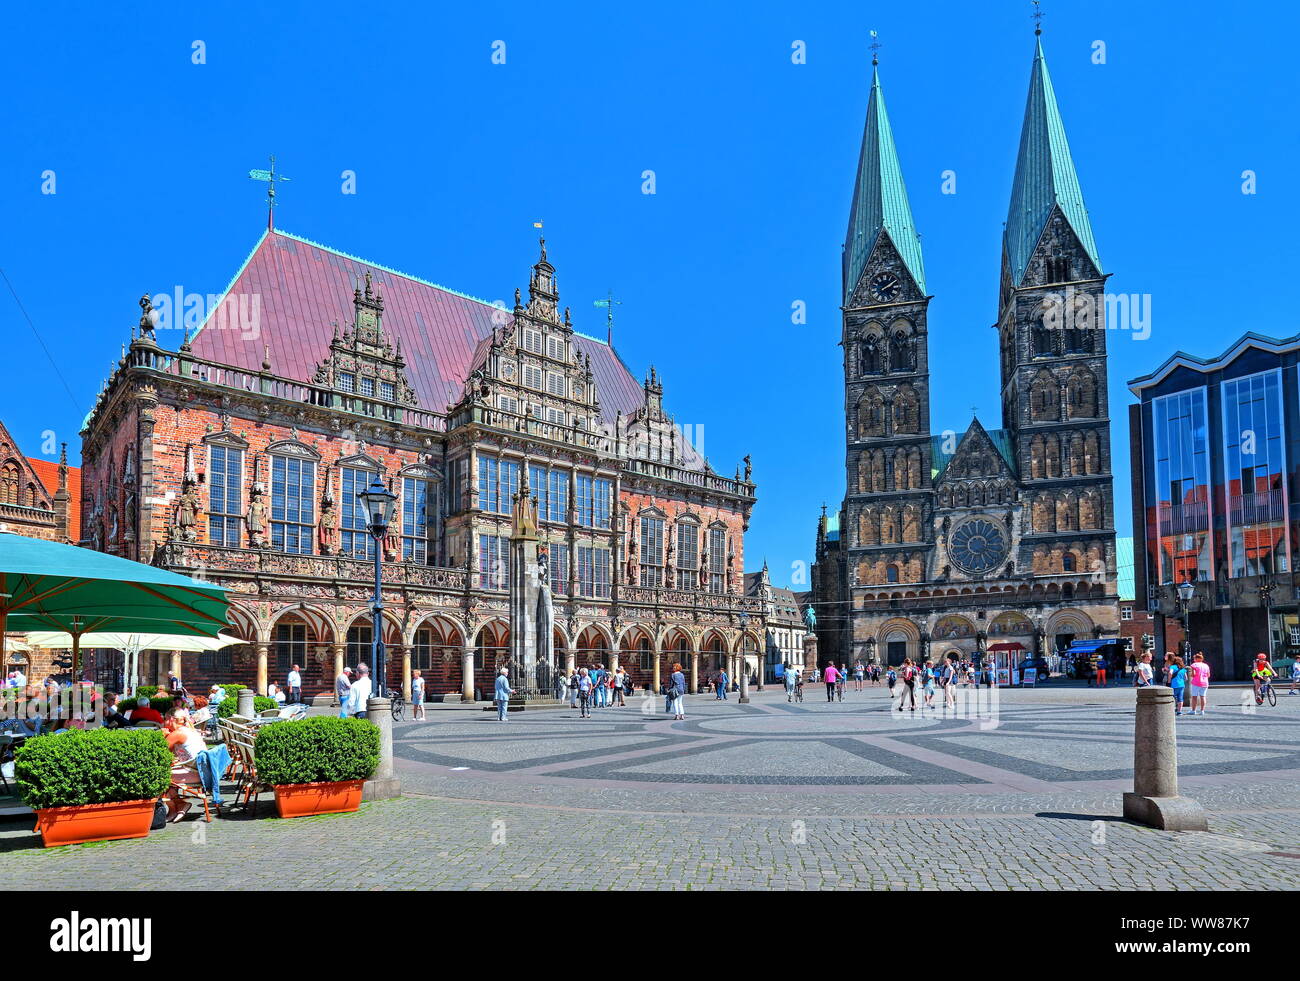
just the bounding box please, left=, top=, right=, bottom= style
left=79, top=230, right=759, bottom=699
left=812, top=37, right=1118, bottom=671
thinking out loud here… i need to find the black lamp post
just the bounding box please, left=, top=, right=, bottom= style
left=1259, top=574, right=1277, bottom=663
left=1176, top=580, right=1195, bottom=660
left=358, top=475, right=398, bottom=697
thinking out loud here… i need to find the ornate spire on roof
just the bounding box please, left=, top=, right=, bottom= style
left=1003, top=33, right=1101, bottom=287
left=843, top=39, right=926, bottom=300
left=526, top=236, right=561, bottom=324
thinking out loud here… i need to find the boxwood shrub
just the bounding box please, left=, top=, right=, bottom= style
left=254, top=716, right=379, bottom=786
left=217, top=694, right=277, bottom=719
left=134, top=685, right=159, bottom=699
left=14, top=728, right=172, bottom=809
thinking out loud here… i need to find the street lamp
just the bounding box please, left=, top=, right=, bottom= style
left=358, top=475, right=398, bottom=698
left=1176, top=580, right=1195, bottom=660
left=738, top=610, right=750, bottom=703
left=1259, top=573, right=1277, bottom=663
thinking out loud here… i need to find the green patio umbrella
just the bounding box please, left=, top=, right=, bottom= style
left=0, top=533, right=230, bottom=678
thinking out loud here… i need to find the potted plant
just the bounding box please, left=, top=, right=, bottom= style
left=14, top=728, right=171, bottom=847
left=254, top=716, right=379, bottom=818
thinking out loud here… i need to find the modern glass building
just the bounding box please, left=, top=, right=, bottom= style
left=1128, top=333, right=1300, bottom=678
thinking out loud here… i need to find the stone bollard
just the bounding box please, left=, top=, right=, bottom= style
left=362, top=697, right=401, bottom=801
left=1122, top=687, right=1207, bottom=831
left=237, top=688, right=255, bottom=719
left=738, top=667, right=750, bottom=703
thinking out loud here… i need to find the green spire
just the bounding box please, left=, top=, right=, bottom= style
left=844, top=65, right=926, bottom=301
left=1004, top=38, right=1101, bottom=287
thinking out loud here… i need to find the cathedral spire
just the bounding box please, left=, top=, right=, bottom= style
left=1003, top=36, right=1101, bottom=287
left=844, top=53, right=926, bottom=301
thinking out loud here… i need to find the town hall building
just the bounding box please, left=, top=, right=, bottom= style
left=811, top=35, right=1119, bottom=670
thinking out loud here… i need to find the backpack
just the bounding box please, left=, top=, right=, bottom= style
left=903, top=666, right=914, bottom=682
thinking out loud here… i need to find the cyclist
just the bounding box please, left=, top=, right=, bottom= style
left=794, top=672, right=804, bottom=702
left=1251, top=653, right=1276, bottom=705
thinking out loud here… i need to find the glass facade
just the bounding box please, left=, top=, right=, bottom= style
left=401, top=476, right=433, bottom=563
left=1221, top=369, right=1289, bottom=578
left=576, top=475, right=612, bottom=528
left=1151, top=388, right=1212, bottom=584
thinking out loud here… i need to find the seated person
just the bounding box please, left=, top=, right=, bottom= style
left=163, top=711, right=208, bottom=822
left=268, top=682, right=287, bottom=706
left=101, top=693, right=132, bottom=729
left=170, top=695, right=193, bottom=727
left=124, top=695, right=164, bottom=726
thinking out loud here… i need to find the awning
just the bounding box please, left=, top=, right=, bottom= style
left=1065, top=639, right=1119, bottom=654
left=986, top=642, right=1026, bottom=653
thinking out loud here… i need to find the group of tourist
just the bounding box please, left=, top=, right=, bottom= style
left=550, top=663, right=634, bottom=719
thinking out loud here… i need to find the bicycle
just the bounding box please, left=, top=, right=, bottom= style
left=1256, top=680, right=1277, bottom=708
left=389, top=689, right=406, bottom=721
left=794, top=681, right=804, bottom=703
left=836, top=680, right=844, bottom=702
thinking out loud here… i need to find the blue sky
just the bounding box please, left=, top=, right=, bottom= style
left=2, top=1, right=1296, bottom=588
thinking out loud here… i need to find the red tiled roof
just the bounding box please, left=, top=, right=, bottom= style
left=187, top=230, right=646, bottom=423
left=26, top=457, right=81, bottom=535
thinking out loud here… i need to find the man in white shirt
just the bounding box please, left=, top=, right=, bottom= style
left=287, top=664, right=302, bottom=705
left=346, top=664, right=372, bottom=718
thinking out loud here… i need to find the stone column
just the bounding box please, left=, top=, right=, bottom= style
left=362, top=696, right=401, bottom=801
left=651, top=647, right=661, bottom=693
left=461, top=644, right=476, bottom=702
left=566, top=649, right=576, bottom=676
left=609, top=650, right=619, bottom=673
left=1122, top=687, right=1207, bottom=830
left=331, top=644, right=345, bottom=705
left=401, top=646, right=412, bottom=701
left=155, top=652, right=168, bottom=687
left=170, top=650, right=182, bottom=685
left=690, top=651, right=699, bottom=694
left=255, top=644, right=269, bottom=696
left=739, top=649, right=750, bottom=703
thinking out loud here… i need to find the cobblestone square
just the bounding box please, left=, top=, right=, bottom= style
left=3, top=685, right=1297, bottom=890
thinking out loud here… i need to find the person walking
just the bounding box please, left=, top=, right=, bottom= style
left=785, top=663, right=798, bottom=702
left=942, top=657, right=957, bottom=710
left=335, top=667, right=353, bottom=718
left=823, top=662, right=840, bottom=702
left=494, top=667, right=514, bottom=722
left=896, top=659, right=917, bottom=712
left=922, top=661, right=936, bottom=708
left=669, top=662, right=687, bottom=720
left=287, top=663, right=302, bottom=705
left=553, top=668, right=567, bottom=702
left=411, top=668, right=426, bottom=720
left=577, top=667, right=593, bottom=718
left=886, top=666, right=897, bottom=699
left=853, top=661, right=864, bottom=691
left=1167, top=654, right=1187, bottom=716
left=613, top=665, right=627, bottom=706
left=568, top=668, right=579, bottom=708
left=1134, top=652, right=1155, bottom=688
left=346, top=663, right=372, bottom=719
left=716, top=667, right=729, bottom=700
left=1187, top=652, right=1211, bottom=715
left=1094, top=653, right=1108, bottom=689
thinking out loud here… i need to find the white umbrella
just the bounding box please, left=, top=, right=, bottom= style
left=24, top=631, right=245, bottom=694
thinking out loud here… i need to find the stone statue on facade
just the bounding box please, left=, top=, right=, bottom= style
left=317, top=488, right=338, bottom=554
left=175, top=478, right=200, bottom=542
left=246, top=481, right=269, bottom=547
left=626, top=533, right=638, bottom=583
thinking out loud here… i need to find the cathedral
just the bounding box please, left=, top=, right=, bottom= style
left=811, top=34, right=1118, bottom=670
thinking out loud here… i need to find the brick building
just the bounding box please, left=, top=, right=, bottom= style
left=78, top=230, right=759, bottom=699
left=1, top=423, right=82, bottom=681
left=811, top=37, right=1119, bottom=670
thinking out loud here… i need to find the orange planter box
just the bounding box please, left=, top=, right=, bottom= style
left=273, top=780, right=365, bottom=818
left=34, top=799, right=156, bottom=847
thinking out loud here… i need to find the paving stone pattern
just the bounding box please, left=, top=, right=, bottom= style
left=2, top=685, right=1297, bottom=889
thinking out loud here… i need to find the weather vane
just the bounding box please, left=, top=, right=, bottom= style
left=249, top=155, right=292, bottom=231
left=869, top=29, right=881, bottom=66
left=594, top=290, right=622, bottom=345
left=1032, top=1, right=1043, bottom=35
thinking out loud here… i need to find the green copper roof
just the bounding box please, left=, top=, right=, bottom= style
left=929, top=423, right=1017, bottom=481
left=1004, top=39, right=1100, bottom=287
left=844, top=66, right=926, bottom=300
